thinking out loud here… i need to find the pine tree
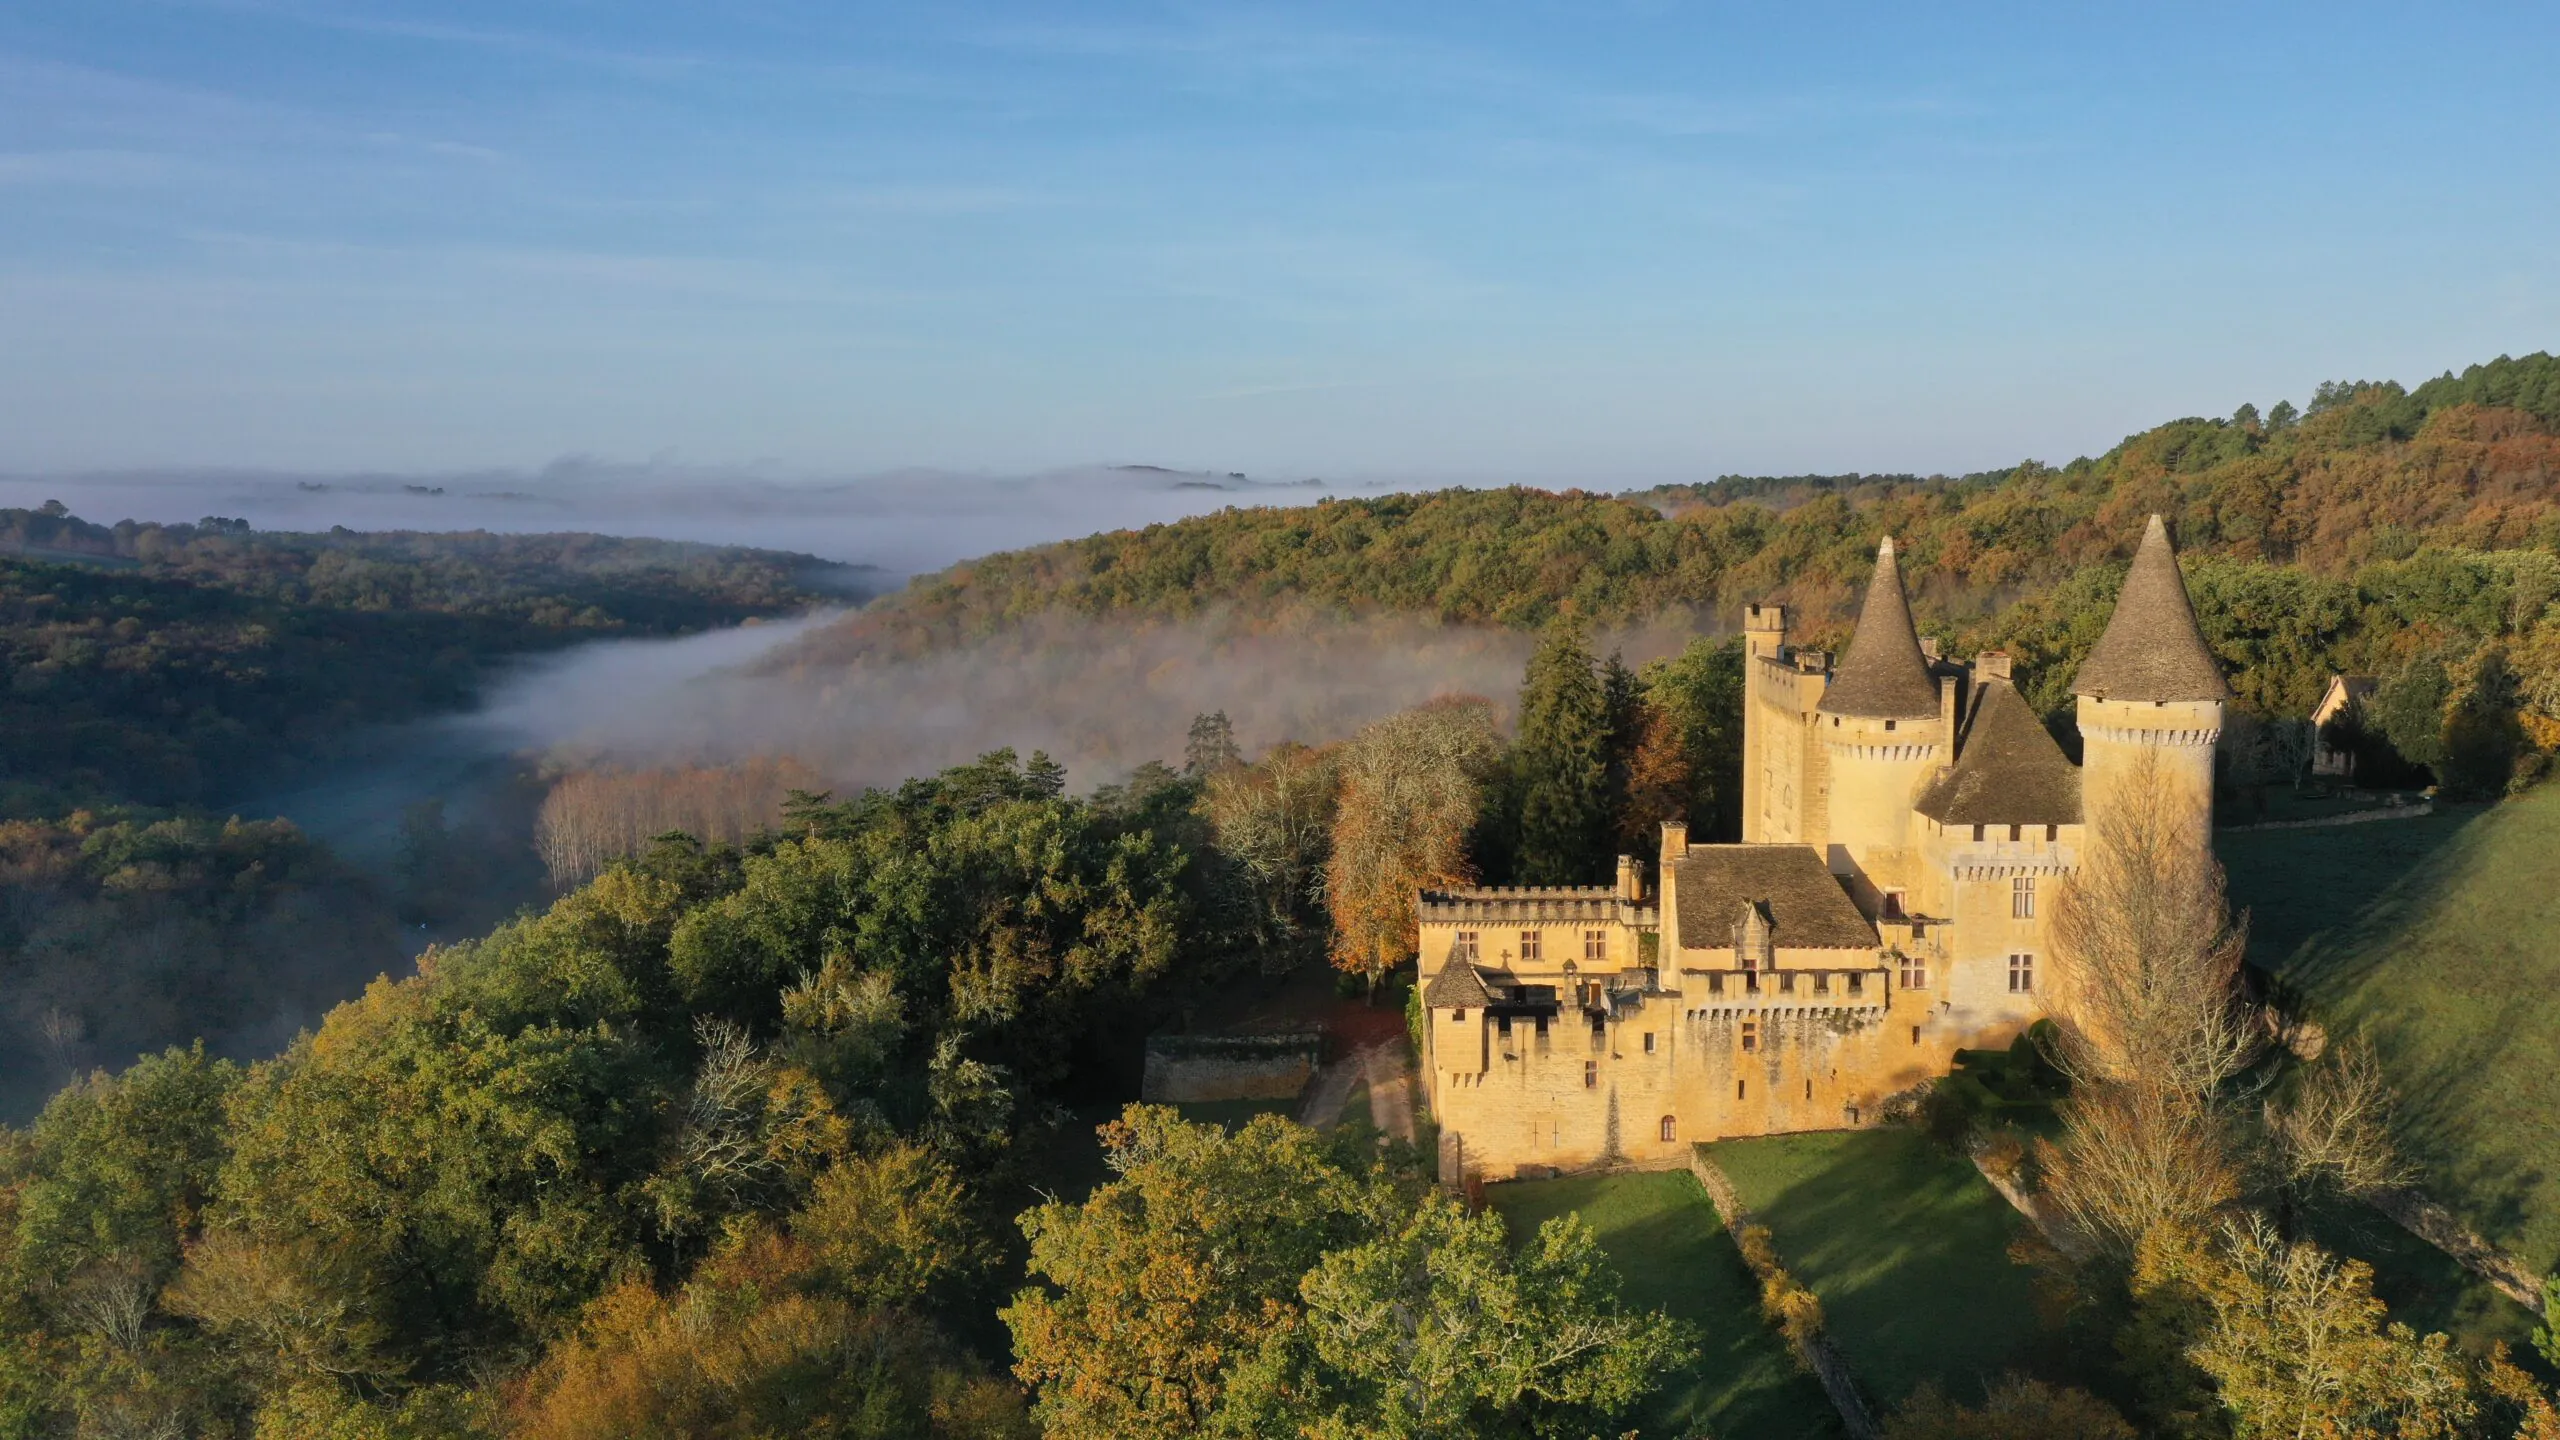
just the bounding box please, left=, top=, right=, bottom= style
left=1183, top=711, right=1242, bottom=778
left=1513, top=617, right=1610, bottom=885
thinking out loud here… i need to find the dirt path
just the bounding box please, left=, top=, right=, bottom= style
left=1297, top=1045, right=1369, bottom=1128
left=1361, top=1042, right=1416, bottom=1144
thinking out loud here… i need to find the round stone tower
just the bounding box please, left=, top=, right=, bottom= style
left=1814, top=537, right=1946, bottom=873
left=2072, top=514, right=2230, bottom=847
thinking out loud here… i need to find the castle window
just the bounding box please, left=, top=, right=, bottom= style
left=1911, top=1025, right=1921, bottom=1045
left=1497, top=1016, right=1512, bottom=1039
left=1971, top=824, right=1985, bottom=842
left=2046, top=824, right=2059, bottom=841
left=1738, top=1079, right=1748, bottom=1099
left=1452, top=1008, right=1466, bottom=1022
left=1740, top=1021, right=1758, bottom=1053
left=1708, top=973, right=1724, bottom=995
left=1643, top=1032, right=1656, bottom=1053
left=1884, top=719, right=1896, bottom=732
left=2012, top=876, right=2036, bottom=919
left=1584, top=929, right=1606, bottom=962
left=2009, top=952, right=2035, bottom=993
left=1520, top=930, right=1542, bottom=963
left=1583, top=1060, right=1598, bottom=1089
left=1899, top=956, right=1928, bottom=990
left=2009, top=824, right=2023, bottom=842
left=1534, top=1015, right=1550, bottom=1038
left=1814, top=972, right=1831, bottom=995
left=1805, top=1079, right=1813, bottom=1100
left=1846, top=973, right=1864, bottom=998
left=1456, top=930, right=1479, bottom=961
left=1779, top=972, right=1796, bottom=994
left=1660, top=1116, right=1677, bottom=1142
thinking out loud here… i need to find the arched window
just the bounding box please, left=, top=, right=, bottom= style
left=1659, top=1115, right=1677, bottom=1143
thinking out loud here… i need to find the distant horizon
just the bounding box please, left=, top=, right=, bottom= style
left=7, top=3, right=2556, bottom=479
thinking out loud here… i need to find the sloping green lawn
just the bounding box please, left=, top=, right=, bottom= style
left=2223, top=786, right=2560, bottom=1272
left=1708, top=1129, right=2053, bottom=1410
left=1487, top=1170, right=1841, bottom=1440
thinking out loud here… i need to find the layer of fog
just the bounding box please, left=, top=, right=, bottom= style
left=16, top=461, right=1400, bottom=577
left=461, top=607, right=1720, bottom=794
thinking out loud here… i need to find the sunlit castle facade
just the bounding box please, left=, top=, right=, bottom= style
left=1416, top=516, right=2229, bottom=1186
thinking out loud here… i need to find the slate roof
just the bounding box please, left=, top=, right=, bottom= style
left=1818, top=537, right=1943, bottom=720
left=1421, top=959, right=1492, bottom=1008
left=1672, top=845, right=1878, bottom=952
left=2072, top=515, right=2232, bottom=703
left=1914, top=678, right=2084, bottom=826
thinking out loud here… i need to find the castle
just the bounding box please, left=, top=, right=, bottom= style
left=1416, top=515, right=2229, bottom=1184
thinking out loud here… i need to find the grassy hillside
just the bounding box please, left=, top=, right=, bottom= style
left=2225, top=785, right=2560, bottom=1271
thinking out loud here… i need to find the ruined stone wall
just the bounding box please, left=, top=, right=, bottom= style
left=1140, top=1033, right=1322, bottom=1103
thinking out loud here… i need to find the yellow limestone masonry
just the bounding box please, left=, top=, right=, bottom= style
left=1417, top=520, right=2225, bottom=1186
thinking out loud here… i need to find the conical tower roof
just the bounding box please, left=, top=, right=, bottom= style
left=1818, top=537, right=1941, bottom=719
left=2072, top=515, right=2231, bottom=703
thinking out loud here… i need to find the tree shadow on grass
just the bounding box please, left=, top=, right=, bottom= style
left=1714, top=1129, right=2084, bottom=1412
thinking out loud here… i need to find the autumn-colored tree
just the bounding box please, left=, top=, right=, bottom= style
left=1004, top=1107, right=1389, bottom=1440
left=1324, top=698, right=1500, bottom=987
left=1632, top=635, right=1746, bottom=847
left=2190, top=1216, right=2480, bottom=1440
left=508, top=1229, right=1028, bottom=1440
left=1883, top=1374, right=2138, bottom=1440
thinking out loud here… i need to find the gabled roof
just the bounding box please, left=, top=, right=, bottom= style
left=2072, top=515, right=2232, bottom=703
left=1914, top=679, right=2083, bottom=826
left=1818, top=537, right=1943, bottom=720
left=1672, top=845, right=1878, bottom=952
left=1421, top=960, right=1492, bottom=1008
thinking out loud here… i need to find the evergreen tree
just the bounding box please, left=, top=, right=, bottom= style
left=1600, top=651, right=1643, bottom=843
left=1184, top=710, right=1242, bottom=777
left=1640, top=636, right=1747, bottom=843
left=1513, top=617, right=1611, bottom=885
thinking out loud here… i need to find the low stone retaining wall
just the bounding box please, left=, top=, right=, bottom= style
left=1689, top=1148, right=1879, bottom=1440
left=1140, top=1031, right=1323, bottom=1103
left=2222, top=800, right=2433, bottom=833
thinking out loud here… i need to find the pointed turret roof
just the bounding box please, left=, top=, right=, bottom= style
left=1915, top=679, right=2083, bottom=826
left=2072, top=515, right=2231, bottom=703
left=1422, top=959, right=1491, bottom=1009
left=1818, top=537, right=1942, bottom=719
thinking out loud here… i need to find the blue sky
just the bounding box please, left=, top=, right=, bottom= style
left=2, top=2, right=2555, bottom=482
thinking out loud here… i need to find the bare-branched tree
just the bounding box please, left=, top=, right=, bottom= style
left=2049, top=751, right=2260, bottom=1096
left=535, top=756, right=824, bottom=888
left=2039, top=751, right=2264, bottom=1257
left=1199, top=740, right=1339, bottom=967
left=2264, top=1037, right=2411, bottom=1208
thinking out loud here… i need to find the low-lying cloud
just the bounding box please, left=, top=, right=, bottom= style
left=16, top=461, right=1396, bottom=577
left=460, top=606, right=1718, bottom=792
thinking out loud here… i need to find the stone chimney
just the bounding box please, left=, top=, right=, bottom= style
left=1939, top=673, right=1961, bottom=768
left=1615, top=854, right=1642, bottom=902
left=1974, top=650, right=2013, bottom=681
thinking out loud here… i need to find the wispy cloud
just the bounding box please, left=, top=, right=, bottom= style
left=0, top=148, right=189, bottom=187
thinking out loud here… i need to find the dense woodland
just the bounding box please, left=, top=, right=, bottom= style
left=791, top=353, right=2560, bottom=798
left=7, top=355, right=2560, bottom=1435
left=0, top=510, right=856, bottom=1120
